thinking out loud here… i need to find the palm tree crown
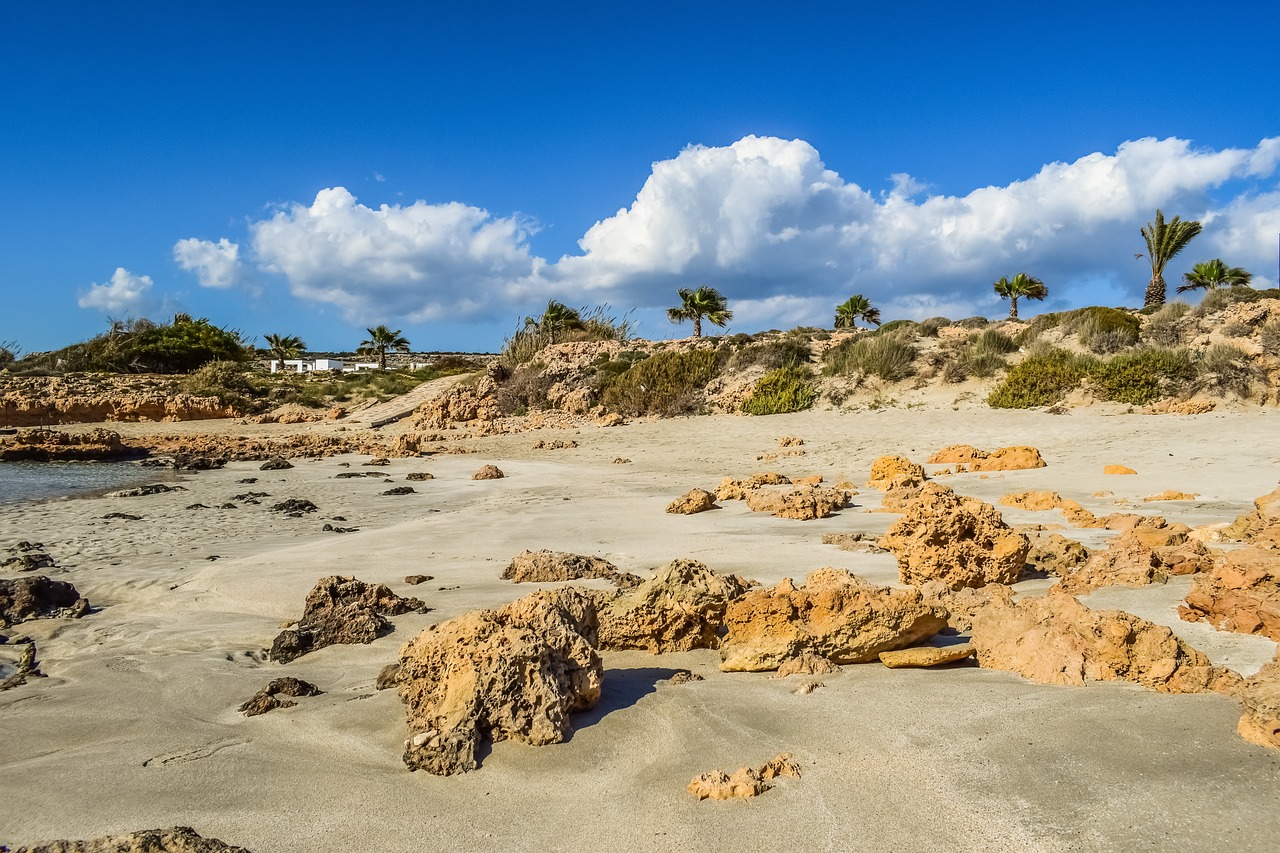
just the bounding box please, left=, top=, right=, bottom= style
left=359, top=325, right=411, bottom=370
left=1139, top=209, right=1202, bottom=307
left=524, top=300, right=584, bottom=343
left=263, top=333, right=306, bottom=363
left=667, top=287, right=732, bottom=337
left=993, top=273, right=1048, bottom=320
left=834, top=295, right=881, bottom=330
left=1177, top=259, right=1252, bottom=294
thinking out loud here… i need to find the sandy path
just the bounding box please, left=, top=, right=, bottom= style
left=2, top=405, right=1279, bottom=851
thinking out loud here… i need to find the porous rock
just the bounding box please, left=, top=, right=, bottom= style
left=0, top=577, right=89, bottom=627
left=0, top=427, right=139, bottom=461
left=503, top=549, right=621, bottom=584
left=1104, top=464, right=1137, bottom=475
left=7, top=827, right=253, bottom=853
left=1057, top=528, right=1212, bottom=594
left=1025, top=533, right=1091, bottom=577
left=1237, top=656, right=1280, bottom=750
left=472, top=464, right=504, bottom=480
left=238, top=677, right=323, bottom=717
left=879, top=643, right=975, bottom=668
left=928, top=444, right=1047, bottom=472
left=715, top=473, right=790, bottom=501
left=1178, top=547, right=1280, bottom=641
left=666, top=488, right=718, bottom=515
left=598, top=559, right=751, bottom=653
left=918, top=581, right=1015, bottom=632
left=719, top=569, right=947, bottom=672
left=269, top=576, right=427, bottom=663
left=1000, top=490, right=1064, bottom=511
left=396, top=588, right=602, bottom=775
left=259, top=458, right=293, bottom=471
left=880, top=483, right=1029, bottom=590
left=687, top=754, right=800, bottom=801
left=970, top=587, right=1239, bottom=694
left=743, top=485, right=849, bottom=520
left=867, top=455, right=925, bottom=490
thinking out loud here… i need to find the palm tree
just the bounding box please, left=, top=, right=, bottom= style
left=993, top=273, right=1048, bottom=320
left=1177, top=259, right=1252, bottom=294
left=833, top=295, right=881, bottom=330
left=524, top=300, right=584, bottom=343
left=263, top=333, right=306, bottom=363
left=359, top=325, right=411, bottom=370
left=667, top=286, right=733, bottom=337
left=1138, top=209, right=1203, bottom=307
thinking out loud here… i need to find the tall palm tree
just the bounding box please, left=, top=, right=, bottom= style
left=667, top=286, right=733, bottom=337
left=359, top=325, right=411, bottom=370
left=1138, top=209, right=1202, bottom=307
left=833, top=295, right=881, bottom=330
left=263, top=333, right=306, bottom=363
left=993, top=273, right=1048, bottom=320
left=1177, top=259, right=1252, bottom=293
left=524, top=300, right=584, bottom=343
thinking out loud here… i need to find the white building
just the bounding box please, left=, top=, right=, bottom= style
left=269, top=358, right=347, bottom=374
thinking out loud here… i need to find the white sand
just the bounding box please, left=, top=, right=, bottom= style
left=3, top=405, right=1279, bottom=851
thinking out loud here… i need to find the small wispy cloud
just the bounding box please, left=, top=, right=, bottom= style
left=78, top=267, right=155, bottom=314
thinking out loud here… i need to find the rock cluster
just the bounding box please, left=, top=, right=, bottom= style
left=1057, top=525, right=1212, bottom=594
left=6, top=826, right=252, bottom=852
left=1178, top=547, right=1280, bottom=640
left=1, top=641, right=44, bottom=690
left=0, top=577, right=89, bottom=627
left=502, top=549, right=640, bottom=588
left=880, top=483, right=1029, bottom=590
left=2, top=541, right=56, bottom=572
left=1222, top=485, right=1280, bottom=546
left=687, top=754, right=800, bottom=800
left=927, top=444, right=1047, bottom=472
left=0, top=428, right=139, bottom=461
left=238, top=677, right=324, bottom=717
left=718, top=569, right=946, bottom=672
left=970, top=587, right=1238, bottom=694
left=396, top=588, right=602, bottom=775
left=666, top=488, right=718, bottom=515
left=598, top=559, right=751, bottom=653
left=269, top=576, right=427, bottom=663
left=1025, top=533, right=1091, bottom=577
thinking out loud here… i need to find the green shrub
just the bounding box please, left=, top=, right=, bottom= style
left=988, top=347, right=1097, bottom=408
left=1018, top=312, right=1062, bottom=345
left=501, top=304, right=633, bottom=368
left=1259, top=320, right=1280, bottom=356
left=1194, top=287, right=1265, bottom=316
left=727, top=338, right=811, bottom=371
left=957, top=316, right=991, bottom=329
left=1060, top=307, right=1141, bottom=353
left=741, top=366, right=816, bottom=415
left=1089, top=348, right=1196, bottom=405
left=873, top=319, right=918, bottom=337
left=1197, top=343, right=1262, bottom=397
left=182, top=361, right=262, bottom=411
left=823, top=332, right=918, bottom=381
left=956, top=329, right=1018, bottom=378
left=600, top=349, right=723, bottom=416
left=919, top=317, right=951, bottom=337
left=19, top=315, right=249, bottom=374
left=1221, top=321, right=1253, bottom=338
left=1143, top=302, right=1190, bottom=346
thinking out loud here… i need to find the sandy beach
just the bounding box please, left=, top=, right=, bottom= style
left=3, top=405, right=1280, bottom=852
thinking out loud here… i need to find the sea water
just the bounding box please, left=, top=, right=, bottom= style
left=0, top=460, right=166, bottom=506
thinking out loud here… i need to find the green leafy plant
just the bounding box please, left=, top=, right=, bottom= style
left=667, top=286, right=733, bottom=337
left=600, top=349, right=723, bottom=416
left=727, top=338, right=812, bottom=371
left=988, top=347, right=1097, bottom=408
left=834, top=294, right=881, bottom=330
left=1139, top=209, right=1202, bottom=307
left=741, top=365, right=816, bottom=415
left=1089, top=348, right=1196, bottom=405
left=823, top=331, right=918, bottom=381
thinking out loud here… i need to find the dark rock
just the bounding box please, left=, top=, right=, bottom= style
left=268, top=576, right=429, bottom=663
left=335, top=472, right=382, bottom=479
left=101, top=512, right=142, bottom=521
left=185, top=503, right=211, bottom=510
left=363, top=457, right=391, bottom=466
left=7, top=826, right=254, bottom=852
left=270, top=499, right=318, bottom=515
left=238, top=677, right=323, bottom=716
left=331, top=516, right=346, bottom=522
left=2, top=551, right=55, bottom=572
left=406, top=472, right=434, bottom=481
left=321, top=524, right=358, bottom=533
left=259, top=458, right=294, bottom=470
left=218, top=503, right=238, bottom=510
left=0, top=577, right=89, bottom=627
left=232, top=492, right=269, bottom=501
left=1, top=641, right=44, bottom=691
left=382, top=486, right=415, bottom=496
left=236, top=477, right=258, bottom=484
left=375, top=662, right=401, bottom=689
left=110, top=483, right=187, bottom=498
left=404, top=575, right=434, bottom=585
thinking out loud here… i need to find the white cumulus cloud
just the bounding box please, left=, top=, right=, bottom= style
left=250, top=187, right=540, bottom=322
left=78, top=267, right=155, bottom=314
left=173, top=237, right=245, bottom=289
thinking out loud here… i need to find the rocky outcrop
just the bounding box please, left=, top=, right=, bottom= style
left=880, top=483, right=1029, bottom=590
left=1145, top=398, right=1216, bottom=415
left=598, top=559, right=751, bottom=653
left=1237, top=657, right=1280, bottom=750
left=396, top=588, right=602, bottom=775
left=1057, top=527, right=1212, bottom=594
left=413, top=379, right=500, bottom=429
left=867, top=455, right=925, bottom=489
left=743, top=485, right=849, bottom=520
left=0, top=577, right=89, bottom=627
left=879, top=643, right=975, bottom=668
left=820, top=532, right=886, bottom=554
left=718, top=569, right=947, bottom=672
left=666, top=488, right=718, bottom=515
left=0, top=428, right=140, bottom=461
left=877, top=476, right=923, bottom=511
left=715, top=473, right=790, bottom=501
left=7, top=827, right=252, bottom=852
left=502, top=549, right=639, bottom=588
left=0, top=374, right=237, bottom=426
left=928, top=445, right=1047, bottom=472
left=1, top=641, right=44, bottom=690
left=238, top=677, right=323, bottom=716
left=269, top=576, right=427, bottom=663
left=970, top=587, right=1239, bottom=694
left=2, top=541, right=56, bottom=572
left=1025, top=533, right=1091, bottom=577
left=687, top=754, right=800, bottom=800
left=1143, top=490, right=1199, bottom=502
left=773, top=652, right=841, bottom=677
left=1178, top=547, right=1280, bottom=640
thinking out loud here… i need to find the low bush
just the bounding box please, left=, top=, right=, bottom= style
left=1221, top=321, right=1253, bottom=338
left=958, top=329, right=1017, bottom=378
left=1197, top=343, right=1262, bottom=398
left=1193, top=287, right=1268, bottom=316
left=1062, top=307, right=1141, bottom=353
left=1090, top=348, right=1196, bottom=405
left=727, top=338, right=811, bottom=372
left=957, top=316, right=991, bottom=329
left=741, top=365, right=816, bottom=415
left=599, top=349, right=723, bottom=416
left=873, top=319, right=918, bottom=337
left=1259, top=320, right=1280, bottom=356
left=823, top=331, right=918, bottom=382
left=182, top=361, right=263, bottom=411
left=1142, top=302, right=1190, bottom=346
left=987, top=347, right=1097, bottom=408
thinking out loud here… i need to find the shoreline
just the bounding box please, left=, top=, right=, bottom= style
left=2, top=407, right=1279, bottom=851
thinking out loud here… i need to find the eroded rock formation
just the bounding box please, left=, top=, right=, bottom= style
left=502, top=549, right=640, bottom=588
left=666, top=488, right=718, bottom=515
left=598, top=559, right=751, bottom=653
left=1237, top=657, right=1280, bottom=750
left=0, top=577, right=88, bottom=627
left=867, top=455, right=925, bottom=489
left=1178, top=547, right=1280, bottom=640
left=928, top=445, right=1047, bottom=472
left=687, top=754, right=801, bottom=800
left=269, top=576, right=427, bottom=663
left=1057, top=527, right=1212, bottom=594
left=238, top=677, right=323, bottom=717
left=0, top=428, right=139, bottom=461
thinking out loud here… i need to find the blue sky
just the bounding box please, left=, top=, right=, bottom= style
left=3, top=1, right=1279, bottom=354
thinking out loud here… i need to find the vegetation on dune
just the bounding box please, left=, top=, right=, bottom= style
left=1178, top=259, right=1252, bottom=294
left=726, top=337, right=812, bottom=372
left=500, top=304, right=633, bottom=370
left=919, top=317, right=951, bottom=337
left=741, top=365, right=816, bottom=415
left=834, top=294, right=881, bottom=330
left=993, top=273, right=1048, bottom=320
left=599, top=348, right=723, bottom=416
left=1142, top=302, right=1191, bottom=346
left=524, top=300, right=585, bottom=344
left=667, top=287, right=733, bottom=338
left=1089, top=348, right=1197, bottom=405
left=1193, top=286, right=1280, bottom=317
left=12, top=315, right=249, bottom=374
left=958, top=329, right=1019, bottom=378
left=0, top=340, right=17, bottom=370
left=871, top=319, right=919, bottom=338
left=358, top=325, right=411, bottom=370
left=1139, top=209, right=1202, bottom=307
left=823, top=330, right=918, bottom=381
left=987, top=347, right=1097, bottom=408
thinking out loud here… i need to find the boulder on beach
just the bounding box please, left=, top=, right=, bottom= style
left=238, top=677, right=324, bottom=717
left=744, top=485, right=849, bottom=520
left=472, top=464, right=504, bottom=480
left=259, top=457, right=293, bottom=470
left=502, top=549, right=639, bottom=588
left=970, top=586, right=1238, bottom=694
left=269, top=576, right=427, bottom=663
left=879, top=483, right=1028, bottom=590
left=666, top=488, right=718, bottom=515
left=1178, top=546, right=1280, bottom=641
left=1237, top=656, right=1280, bottom=750
left=687, top=754, right=800, bottom=801
left=879, top=643, right=975, bottom=668
left=396, top=588, right=602, bottom=775
left=7, top=826, right=253, bottom=853
left=1025, top=533, right=1091, bottom=577
left=928, top=444, right=1046, bottom=472
left=0, top=577, right=89, bottom=627
left=598, top=559, right=751, bottom=653
left=718, top=569, right=947, bottom=672
left=715, top=473, right=790, bottom=501
left=1104, top=464, right=1137, bottom=475
left=867, top=455, right=925, bottom=490
left=0, top=427, right=139, bottom=462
